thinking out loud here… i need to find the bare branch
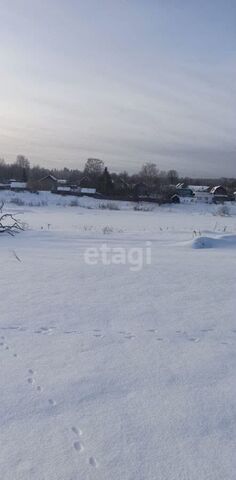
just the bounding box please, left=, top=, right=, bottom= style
left=0, top=209, right=25, bottom=236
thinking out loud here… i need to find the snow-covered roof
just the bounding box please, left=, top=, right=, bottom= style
left=188, top=185, right=209, bottom=192
left=40, top=175, right=58, bottom=182
left=210, top=185, right=226, bottom=194
left=57, top=179, right=67, bottom=185
left=57, top=186, right=72, bottom=192
left=81, top=188, right=96, bottom=194
left=10, top=182, right=27, bottom=189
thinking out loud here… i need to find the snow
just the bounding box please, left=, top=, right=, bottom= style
left=1, top=192, right=236, bottom=479
left=192, top=234, right=236, bottom=249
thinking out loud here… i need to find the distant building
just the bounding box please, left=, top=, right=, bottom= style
left=210, top=185, right=228, bottom=196
left=81, top=188, right=96, bottom=195
left=0, top=183, right=10, bottom=190
left=210, top=185, right=230, bottom=203
left=171, top=194, right=180, bottom=204
left=176, top=187, right=194, bottom=197
left=56, top=186, right=73, bottom=194
left=194, top=191, right=213, bottom=203
left=10, top=182, right=27, bottom=191
left=79, top=176, right=91, bottom=188
left=188, top=185, right=210, bottom=193
left=39, top=175, right=58, bottom=191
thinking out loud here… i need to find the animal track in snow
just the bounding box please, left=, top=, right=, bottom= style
left=63, top=330, right=79, bottom=335
left=188, top=337, right=200, bottom=343
left=35, top=326, right=54, bottom=335
left=27, top=369, right=35, bottom=384
left=89, top=456, right=98, bottom=468
left=73, top=441, right=84, bottom=452
left=0, top=337, right=18, bottom=356
left=48, top=399, right=56, bottom=406
left=27, top=377, right=35, bottom=385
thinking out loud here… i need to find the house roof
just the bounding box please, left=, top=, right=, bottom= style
left=188, top=185, right=209, bottom=192
left=39, top=174, right=58, bottom=182
left=79, top=176, right=90, bottom=184
left=210, top=185, right=226, bottom=194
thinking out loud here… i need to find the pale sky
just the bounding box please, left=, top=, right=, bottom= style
left=0, top=0, right=235, bottom=176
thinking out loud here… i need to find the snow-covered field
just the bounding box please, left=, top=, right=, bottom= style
left=1, top=192, right=236, bottom=480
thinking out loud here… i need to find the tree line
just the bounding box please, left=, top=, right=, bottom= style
left=0, top=155, right=236, bottom=195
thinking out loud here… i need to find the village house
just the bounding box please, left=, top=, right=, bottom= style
left=210, top=185, right=230, bottom=203
left=38, top=175, right=68, bottom=191
left=39, top=175, right=58, bottom=191
left=10, top=181, right=28, bottom=192
left=0, top=182, right=10, bottom=190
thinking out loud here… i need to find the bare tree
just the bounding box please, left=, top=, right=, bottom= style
left=167, top=169, right=179, bottom=185
left=84, top=158, right=104, bottom=179
left=16, top=155, right=30, bottom=169
left=139, top=162, right=160, bottom=188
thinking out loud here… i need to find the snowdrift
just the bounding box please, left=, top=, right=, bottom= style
left=192, top=234, right=236, bottom=249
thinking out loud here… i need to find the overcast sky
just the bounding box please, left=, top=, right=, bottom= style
left=0, top=0, right=235, bottom=176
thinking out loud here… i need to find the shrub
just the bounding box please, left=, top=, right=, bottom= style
left=134, top=203, right=154, bottom=212
left=10, top=197, right=25, bottom=206
left=102, top=225, right=113, bottom=234
left=99, top=202, right=120, bottom=210
left=216, top=205, right=230, bottom=216
left=70, top=199, right=79, bottom=207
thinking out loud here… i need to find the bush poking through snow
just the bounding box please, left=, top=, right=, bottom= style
left=215, top=205, right=230, bottom=216
left=69, top=199, right=79, bottom=207
left=99, top=202, right=120, bottom=210
left=10, top=197, right=25, bottom=206
left=134, top=204, right=154, bottom=212
left=102, top=225, right=113, bottom=234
